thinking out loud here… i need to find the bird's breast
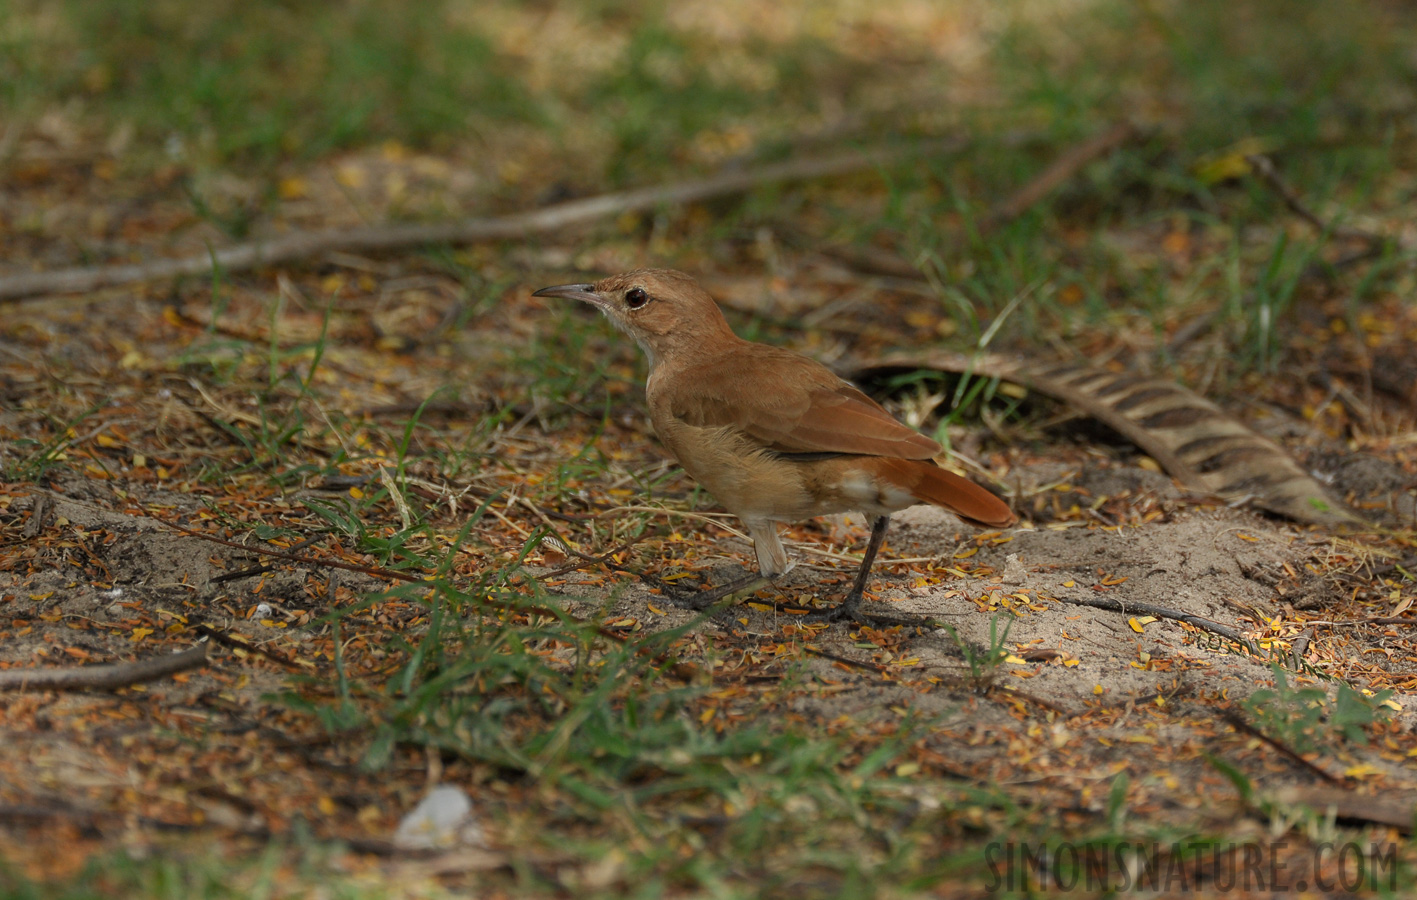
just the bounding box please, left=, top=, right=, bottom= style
left=647, top=406, right=920, bottom=522
left=650, top=414, right=814, bottom=519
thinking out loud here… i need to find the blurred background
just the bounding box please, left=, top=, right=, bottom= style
left=6, top=0, right=1410, bottom=180
left=3, top=0, right=1415, bottom=470
left=5, top=1, right=1416, bottom=373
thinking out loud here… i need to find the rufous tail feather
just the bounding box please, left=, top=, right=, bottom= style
left=870, top=458, right=1014, bottom=528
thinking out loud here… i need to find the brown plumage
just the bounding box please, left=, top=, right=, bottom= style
left=534, top=268, right=1014, bottom=619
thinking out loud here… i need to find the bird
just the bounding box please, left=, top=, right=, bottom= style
left=533, top=268, right=1015, bottom=621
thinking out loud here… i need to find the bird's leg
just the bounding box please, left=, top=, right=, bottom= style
left=809, top=515, right=891, bottom=622
left=663, top=519, right=785, bottom=610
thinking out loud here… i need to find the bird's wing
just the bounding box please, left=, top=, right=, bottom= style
left=662, top=347, right=940, bottom=460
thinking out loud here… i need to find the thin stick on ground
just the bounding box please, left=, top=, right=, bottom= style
left=193, top=625, right=303, bottom=671
left=1245, top=155, right=1388, bottom=245
left=534, top=537, right=647, bottom=582
left=1170, top=156, right=1407, bottom=355
left=1056, top=594, right=1262, bottom=655
left=991, top=686, right=1076, bottom=718
left=1289, top=627, right=1314, bottom=670
left=760, top=596, right=944, bottom=630
left=802, top=645, right=886, bottom=674
left=980, top=121, right=1137, bottom=231
left=1269, top=786, right=1416, bottom=834
left=153, top=511, right=706, bottom=679
left=0, top=139, right=964, bottom=302
left=0, top=644, right=209, bottom=692
left=1217, top=707, right=1344, bottom=786
left=1291, top=616, right=1417, bottom=627
left=819, top=121, right=1138, bottom=276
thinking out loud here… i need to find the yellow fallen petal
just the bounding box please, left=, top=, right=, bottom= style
left=278, top=176, right=308, bottom=199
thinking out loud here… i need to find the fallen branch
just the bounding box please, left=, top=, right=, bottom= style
left=1217, top=707, right=1344, bottom=786
left=194, top=625, right=303, bottom=671
left=1289, top=627, right=1314, bottom=669
left=165, top=518, right=427, bottom=584
left=1245, top=155, right=1387, bottom=246
left=1168, top=158, right=1404, bottom=355
left=21, top=493, right=50, bottom=539
left=1270, top=785, right=1414, bottom=834
left=803, top=645, right=885, bottom=674
left=209, top=563, right=275, bottom=584
left=0, top=139, right=963, bottom=303
left=991, top=686, right=1076, bottom=717
left=156, top=512, right=704, bottom=680
left=0, top=803, right=201, bottom=833
left=1368, top=554, right=1417, bottom=579
left=744, top=593, right=946, bottom=631
left=818, top=122, right=1138, bottom=275
left=980, top=121, right=1137, bottom=231
left=1298, top=616, right=1417, bottom=628
left=1055, top=595, right=1261, bottom=655
left=0, top=644, right=209, bottom=692
left=535, top=537, right=647, bottom=583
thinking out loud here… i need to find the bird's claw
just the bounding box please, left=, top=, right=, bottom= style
left=797, top=593, right=865, bottom=624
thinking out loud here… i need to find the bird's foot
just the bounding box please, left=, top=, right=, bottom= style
left=794, top=593, right=940, bottom=629
left=664, top=572, right=772, bottom=611
left=797, top=591, right=865, bottom=624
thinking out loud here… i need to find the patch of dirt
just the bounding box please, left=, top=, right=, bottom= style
left=537, top=462, right=1417, bottom=808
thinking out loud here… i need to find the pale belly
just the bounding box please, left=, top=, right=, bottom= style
left=658, top=423, right=920, bottom=523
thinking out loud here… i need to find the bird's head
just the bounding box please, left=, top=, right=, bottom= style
left=533, top=268, right=736, bottom=365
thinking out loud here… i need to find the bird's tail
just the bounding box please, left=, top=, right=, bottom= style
left=869, top=458, right=1015, bottom=528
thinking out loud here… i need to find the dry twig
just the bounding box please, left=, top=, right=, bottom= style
left=1245, top=155, right=1387, bottom=245
left=154, top=514, right=706, bottom=680
left=1217, top=706, right=1344, bottom=786
left=0, top=140, right=962, bottom=302
left=980, top=122, right=1137, bottom=231
left=992, top=686, right=1076, bottom=717
left=1057, top=594, right=1262, bottom=655
left=21, top=494, right=49, bottom=539
left=0, top=644, right=209, bottom=692
left=1170, top=155, right=1408, bottom=355
left=1289, top=627, right=1314, bottom=669
left=1300, top=617, right=1417, bottom=628
left=1271, top=786, right=1415, bottom=834
left=194, top=625, right=304, bottom=671
left=802, top=645, right=884, bottom=673
left=819, top=121, right=1138, bottom=276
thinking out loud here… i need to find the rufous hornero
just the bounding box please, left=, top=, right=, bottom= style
left=534, top=268, right=1014, bottom=621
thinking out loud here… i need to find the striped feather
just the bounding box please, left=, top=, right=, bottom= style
left=852, top=352, right=1360, bottom=526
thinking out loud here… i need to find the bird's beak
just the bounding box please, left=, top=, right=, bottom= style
left=532, top=283, right=603, bottom=307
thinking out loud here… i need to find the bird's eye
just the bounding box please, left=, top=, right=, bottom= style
left=625, top=287, right=649, bottom=309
